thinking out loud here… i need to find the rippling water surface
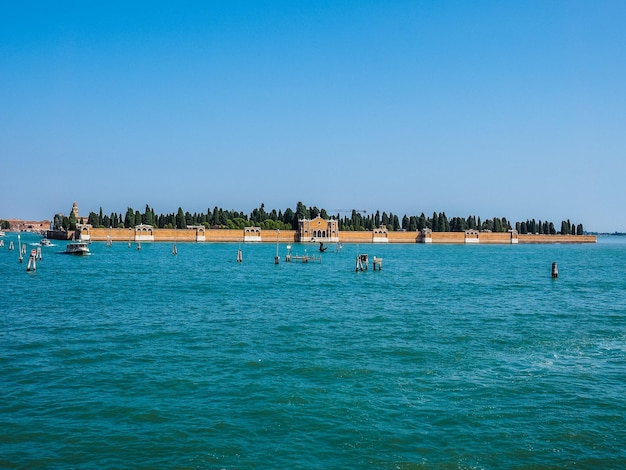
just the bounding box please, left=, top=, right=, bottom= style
left=2, top=233, right=625, bottom=468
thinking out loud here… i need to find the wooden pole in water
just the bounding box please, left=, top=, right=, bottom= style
left=274, top=229, right=280, bottom=264
left=27, top=251, right=36, bottom=271
left=373, top=256, right=382, bottom=271
left=18, top=235, right=23, bottom=263
left=237, top=247, right=243, bottom=262
left=551, top=262, right=558, bottom=278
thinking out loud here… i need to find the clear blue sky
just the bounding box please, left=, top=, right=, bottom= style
left=1, top=1, right=625, bottom=231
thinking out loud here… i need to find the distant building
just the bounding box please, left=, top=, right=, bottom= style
left=297, top=216, right=339, bottom=242
left=71, top=201, right=88, bottom=223
left=3, top=219, right=51, bottom=232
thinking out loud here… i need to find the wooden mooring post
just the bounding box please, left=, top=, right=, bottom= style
left=355, top=253, right=368, bottom=271
left=373, top=256, right=383, bottom=271
left=274, top=229, right=280, bottom=264
left=551, top=262, right=558, bottom=278
left=27, top=249, right=37, bottom=272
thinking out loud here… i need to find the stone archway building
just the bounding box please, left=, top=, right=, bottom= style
left=297, top=216, right=339, bottom=242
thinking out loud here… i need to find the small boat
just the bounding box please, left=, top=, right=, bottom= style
left=40, top=238, right=51, bottom=246
left=65, top=241, right=90, bottom=255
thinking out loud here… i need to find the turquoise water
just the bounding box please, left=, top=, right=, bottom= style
left=2, top=233, right=625, bottom=469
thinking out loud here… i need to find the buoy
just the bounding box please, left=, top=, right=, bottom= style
left=552, top=262, right=558, bottom=278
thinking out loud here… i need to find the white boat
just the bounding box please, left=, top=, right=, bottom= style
left=65, top=241, right=90, bottom=255
left=40, top=238, right=51, bottom=246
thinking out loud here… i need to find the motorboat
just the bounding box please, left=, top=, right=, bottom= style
left=65, top=241, right=90, bottom=255
left=40, top=238, right=51, bottom=246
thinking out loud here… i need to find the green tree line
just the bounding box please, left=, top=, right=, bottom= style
left=53, top=202, right=585, bottom=235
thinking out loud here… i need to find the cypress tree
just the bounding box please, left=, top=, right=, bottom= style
left=176, top=208, right=186, bottom=229
left=124, top=208, right=134, bottom=228
left=393, top=214, right=400, bottom=231
left=520, top=222, right=527, bottom=234
left=381, top=212, right=389, bottom=227
left=441, top=212, right=449, bottom=232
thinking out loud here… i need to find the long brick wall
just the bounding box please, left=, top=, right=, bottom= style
left=518, top=234, right=596, bottom=244
left=86, top=227, right=299, bottom=243
left=338, top=231, right=374, bottom=243
left=431, top=232, right=466, bottom=243
left=82, top=227, right=596, bottom=244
